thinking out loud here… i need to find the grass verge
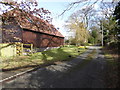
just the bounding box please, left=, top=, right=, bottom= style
left=1, top=46, right=86, bottom=71
left=103, top=48, right=119, bottom=88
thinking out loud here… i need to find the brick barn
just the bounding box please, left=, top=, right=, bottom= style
left=1, top=9, right=64, bottom=48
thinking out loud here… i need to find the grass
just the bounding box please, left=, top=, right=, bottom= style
left=104, top=49, right=119, bottom=69
left=1, top=46, right=86, bottom=71
left=103, top=48, right=119, bottom=88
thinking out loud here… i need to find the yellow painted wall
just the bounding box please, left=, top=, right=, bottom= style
left=0, top=43, right=16, bottom=57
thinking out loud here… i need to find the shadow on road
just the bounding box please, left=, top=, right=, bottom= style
left=3, top=47, right=110, bottom=88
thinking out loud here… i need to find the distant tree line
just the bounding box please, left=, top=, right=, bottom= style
left=64, top=0, right=120, bottom=46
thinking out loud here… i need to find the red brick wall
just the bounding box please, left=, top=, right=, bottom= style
left=22, top=30, right=37, bottom=46
left=2, top=17, right=22, bottom=43
left=22, top=30, right=64, bottom=48
left=2, top=17, right=64, bottom=47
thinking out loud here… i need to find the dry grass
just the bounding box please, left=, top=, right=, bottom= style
left=103, top=47, right=120, bottom=88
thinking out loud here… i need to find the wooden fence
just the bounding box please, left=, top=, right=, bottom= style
left=0, top=42, right=33, bottom=57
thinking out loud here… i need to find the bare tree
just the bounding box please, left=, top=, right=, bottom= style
left=60, top=0, right=119, bottom=28
left=65, top=14, right=89, bottom=45
left=0, top=0, right=53, bottom=42
left=0, top=0, right=52, bottom=22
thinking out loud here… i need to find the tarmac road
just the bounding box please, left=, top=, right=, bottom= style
left=2, top=46, right=107, bottom=88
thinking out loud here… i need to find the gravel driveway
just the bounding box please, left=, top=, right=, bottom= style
left=2, top=46, right=107, bottom=88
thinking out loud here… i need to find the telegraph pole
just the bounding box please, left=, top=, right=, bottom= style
left=102, top=20, right=103, bottom=47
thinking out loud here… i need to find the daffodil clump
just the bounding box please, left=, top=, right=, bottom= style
left=78, top=46, right=86, bottom=49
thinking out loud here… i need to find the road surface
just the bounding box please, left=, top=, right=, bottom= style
left=2, top=46, right=108, bottom=88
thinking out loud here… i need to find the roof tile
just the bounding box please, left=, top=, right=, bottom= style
left=2, top=9, right=64, bottom=37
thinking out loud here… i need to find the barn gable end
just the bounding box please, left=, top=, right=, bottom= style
left=1, top=9, right=64, bottom=48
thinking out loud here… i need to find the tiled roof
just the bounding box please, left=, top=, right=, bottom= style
left=2, top=9, right=64, bottom=38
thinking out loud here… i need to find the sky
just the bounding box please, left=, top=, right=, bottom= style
left=37, top=0, right=102, bottom=38
left=0, top=0, right=115, bottom=38
left=37, top=0, right=114, bottom=37
left=38, top=1, right=78, bottom=37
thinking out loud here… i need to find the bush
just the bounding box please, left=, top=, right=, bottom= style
left=108, top=42, right=118, bottom=49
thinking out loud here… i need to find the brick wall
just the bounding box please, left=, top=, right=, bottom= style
left=2, top=17, right=22, bottom=43
left=22, top=30, right=64, bottom=48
